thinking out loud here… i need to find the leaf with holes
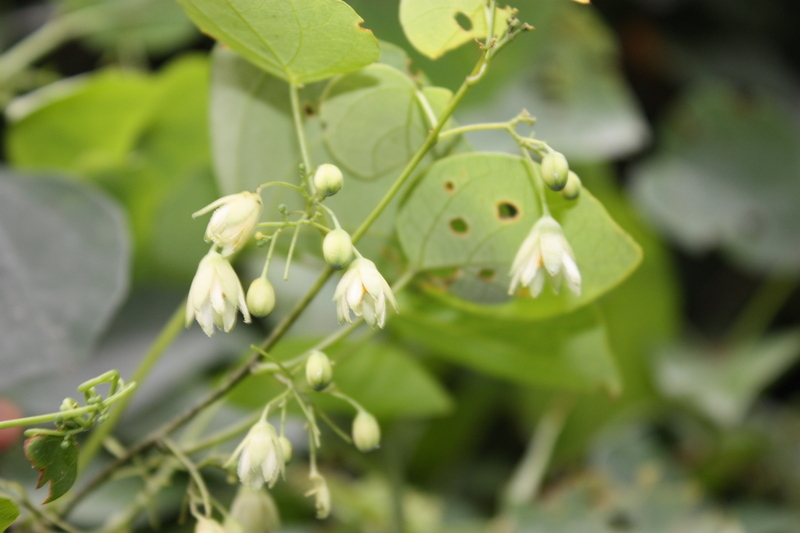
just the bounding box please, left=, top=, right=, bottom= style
left=0, top=498, right=20, bottom=531
left=399, top=0, right=514, bottom=60
left=24, top=434, right=79, bottom=504
left=396, top=152, right=641, bottom=318
left=320, top=63, right=455, bottom=180
left=175, top=0, right=379, bottom=85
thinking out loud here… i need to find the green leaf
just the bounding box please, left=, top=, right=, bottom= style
left=0, top=498, right=20, bottom=531
left=24, top=434, right=79, bottom=504
left=399, top=0, right=513, bottom=59
left=654, top=330, right=800, bottom=427
left=396, top=152, right=642, bottom=319
left=630, top=82, right=800, bottom=273
left=227, top=339, right=452, bottom=419
left=175, top=0, right=380, bottom=85
left=320, top=64, right=454, bottom=180
left=6, top=70, right=156, bottom=174
left=391, top=299, right=621, bottom=393
left=0, top=171, right=130, bottom=387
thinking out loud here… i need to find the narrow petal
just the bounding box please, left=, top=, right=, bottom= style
left=530, top=267, right=546, bottom=297
left=192, top=194, right=236, bottom=218
left=562, top=253, right=582, bottom=296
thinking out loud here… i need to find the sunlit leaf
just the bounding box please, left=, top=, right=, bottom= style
left=175, top=0, right=380, bottom=84
left=0, top=498, right=20, bottom=531
left=24, top=434, right=79, bottom=504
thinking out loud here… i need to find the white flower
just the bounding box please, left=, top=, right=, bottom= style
left=333, top=258, right=398, bottom=328
left=305, top=472, right=331, bottom=519
left=195, top=517, right=226, bottom=533
left=231, top=420, right=284, bottom=489
left=508, top=215, right=581, bottom=297
left=193, top=191, right=262, bottom=257
left=228, top=485, right=281, bottom=532
left=186, top=251, right=251, bottom=337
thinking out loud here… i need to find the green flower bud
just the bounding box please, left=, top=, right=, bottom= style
left=352, top=411, right=380, bottom=453
left=560, top=171, right=581, bottom=200
left=246, top=278, right=276, bottom=318
left=322, top=229, right=353, bottom=269
left=306, top=351, right=333, bottom=391
left=279, top=436, right=293, bottom=464
left=313, top=163, right=343, bottom=197
left=541, top=151, right=569, bottom=191
left=227, top=485, right=280, bottom=533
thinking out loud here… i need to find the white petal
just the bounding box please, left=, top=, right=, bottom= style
left=361, top=297, right=377, bottom=327
left=530, top=267, right=546, bottom=297
left=562, top=253, right=582, bottom=296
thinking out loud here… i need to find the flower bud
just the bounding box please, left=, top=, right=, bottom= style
left=313, top=164, right=343, bottom=197
left=322, top=229, right=353, bottom=269
left=560, top=171, right=581, bottom=200
left=196, top=517, right=227, bottom=533
left=279, top=436, right=293, bottom=464
left=246, top=278, right=276, bottom=318
left=306, top=472, right=331, bottom=519
left=306, top=351, right=333, bottom=391
left=541, top=151, right=569, bottom=191
left=352, top=411, right=380, bottom=452
left=228, top=485, right=280, bottom=533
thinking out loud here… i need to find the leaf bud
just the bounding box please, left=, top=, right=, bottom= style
left=313, top=163, right=343, bottom=197
left=227, top=485, right=281, bottom=533
left=560, top=171, right=582, bottom=200
left=541, top=151, right=569, bottom=191
left=322, top=229, right=353, bottom=269
left=279, top=436, right=293, bottom=464
left=352, top=411, right=380, bottom=453
left=306, top=351, right=333, bottom=391
left=246, top=278, right=276, bottom=318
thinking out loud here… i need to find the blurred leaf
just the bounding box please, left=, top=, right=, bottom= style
left=0, top=498, right=20, bottom=531
left=227, top=339, right=452, bottom=419
left=655, top=330, right=800, bottom=427
left=175, top=0, right=379, bottom=84
left=392, top=298, right=621, bottom=393
left=320, top=64, right=454, bottom=180
left=60, top=0, right=197, bottom=55
left=24, top=434, right=78, bottom=504
left=397, top=153, right=642, bottom=318
left=399, top=0, right=512, bottom=60
left=0, top=171, right=129, bottom=387
left=6, top=70, right=156, bottom=174
left=630, top=82, right=800, bottom=273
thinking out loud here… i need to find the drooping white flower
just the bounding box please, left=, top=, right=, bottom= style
left=305, top=472, right=331, bottom=519
left=186, top=250, right=251, bottom=337
left=193, top=191, right=262, bottom=257
left=508, top=215, right=581, bottom=297
left=333, top=258, right=398, bottom=328
left=195, top=516, right=227, bottom=533
left=231, top=420, right=284, bottom=489
left=227, top=485, right=281, bottom=533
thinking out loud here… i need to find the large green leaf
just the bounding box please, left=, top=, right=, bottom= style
left=0, top=171, right=129, bottom=387
left=392, top=298, right=621, bottom=393
left=630, top=82, right=800, bottom=273
left=0, top=498, right=20, bottom=532
left=320, top=63, right=454, bottom=180
left=175, top=0, right=380, bottom=84
left=24, top=434, right=79, bottom=504
left=399, top=0, right=513, bottom=60
left=397, top=152, right=641, bottom=318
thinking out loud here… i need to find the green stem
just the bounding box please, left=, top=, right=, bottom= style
left=162, top=438, right=212, bottom=517
left=77, top=303, right=186, bottom=474
left=438, top=121, right=513, bottom=139
left=289, top=83, right=312, bottom=175
left=502, top=396, right=572, bottom=508
left=728, top=275, right=798, bottom=343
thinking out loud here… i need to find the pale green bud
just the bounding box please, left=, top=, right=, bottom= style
left=352, top=411, right=380, bottom=452
left=541, top=151, right=569, bottom=191
left=227, top=485, right=280, bottom=533
left=306, top=351, right=333, bottom=391
left=279, top=436, right=293, bottom=464
left=313, top=163, right=343, bottom=197
left=196, top=517, right=227, bottom=533
left=246, top=278, right=276, bottom=318
left=560, top=171, right=581, bottom=200
left=322, top=229, right=353, bottom=269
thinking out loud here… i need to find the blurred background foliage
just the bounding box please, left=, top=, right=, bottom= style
left=1, top=0, right=800, bottom=531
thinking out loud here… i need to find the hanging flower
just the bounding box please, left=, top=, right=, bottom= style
left=186, top=250, right=251, bottom=337
left=231, top=420, right=284, bottom=489
left=508, top=215, right=581, bottom=297
left=193, top=191, right=263, bottom=257
left=333, top=258, right=397, bottom=328
left=305, top=472, right=331, bottom=519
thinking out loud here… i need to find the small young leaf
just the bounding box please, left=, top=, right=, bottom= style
left=24, top=434, right=79, bottom=504
left=175, top=0, right=380, bottom=84
left=0, top=498, right=20, bottom=531
left=399, top=0, right=513, bottom=59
